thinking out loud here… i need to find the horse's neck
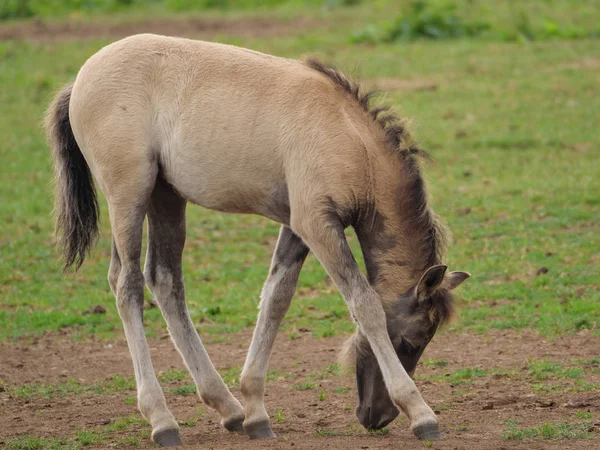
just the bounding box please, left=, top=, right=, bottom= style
left=355, top=207, right=417, bottom=303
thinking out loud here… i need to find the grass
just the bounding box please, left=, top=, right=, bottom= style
left=527, top=359, right=584, bottom=380
left=273, top=409, right=289, bottom=423
left=351, top=0, right=600, bottom=44
left=503, top=419, right=594, bottom=440
left=8, top=375, right=135, bottom=399
left=3, top=437, right=79, bottom=450
left=1, top=2, right=598, bottom=343
left=418, top=366, right=488, bottom=386
left=423, top=359, right=449, bottom=368
left=0, top=2, right=599, bottom=343
left=3, top=416, right=150, bottom=450
left=293, top=381, right=318, bottom=390
left=0, top=1, right=600, bottom=384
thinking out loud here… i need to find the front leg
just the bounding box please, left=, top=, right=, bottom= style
left=291, top=217, right=440, bottom=440
left=240, top=226, right=309, bottom=439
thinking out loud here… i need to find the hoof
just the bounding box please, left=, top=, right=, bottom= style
left=411, top=421, right=442, bottom=440
left=245, top=420, right=277, bottom=439
left=152, top=428, right=183, bottom=447
left=223, top=416, right=245, bottom=433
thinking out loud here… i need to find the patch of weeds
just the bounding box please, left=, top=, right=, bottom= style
left=9, top=375, right=136, bottom=399
left=368, top=427, right=390, bottom=435
left=491, top=368, right=518, bottom=377
left=503, top=420, right=593, bottom=440
left=423, top=359, right=448, bottom=368
left=171, top=384, right=196, bottom=395
left=419, top=366, right=488, bottom=386
left=293, top=381, right=318, bottom=390
left=532, top=382, right=566, bottom=393
left=3, top=436, right=78, bottom=450
left=575, top=411, right=592, bottom=419
left=316, top=429, right=351, bottom=437
left=178, top=418, right=197, bottom=427
left=116, top=436, right=141, bottom=447
left=335, top=387, right=350, bottom=394
left=318, top=390, right=327, bottom=401
left=266, top=369, right=294, bottom=383
left=527, top=360, right=583, bottom=380
left=352, top=0, right=489, bottom=43
left=455, top=424, right=468, bottom=431
left=159, top=369, right=188, bottom=384
left=123, top=395, right=136, bottom=405
left=423, top=440, right=433, bottom=448
left=220, top=366, right=241, bottom=387
left=447, top=367, right=488, bottom=385
left=273, top=409, right=289, bottom=423
left=104, top=415, right=147, bottom=432
left=75, top=430, right=103, bottom=446
left=434, top=402, right=453, bottom=411
left=326, top=364, right=341, bottom=376
left=571, top=380, right=600, bottom=392
left=581, top=357, right=600, bottom=367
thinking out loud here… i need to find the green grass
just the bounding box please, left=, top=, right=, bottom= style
left=0, top=0, right=599, bottom=345
left=351, top=0, right=600, bottom=43
left=3, top=436, right=80, bottom=450
left=503, top=419, right=593, bottom=440
left=3, top=416, right=150, bottom=450
left=3, top=365, right=295, bottom=399
left=423, top=359, right=449, bottom=368
left=273, top=409, right=289, bottom=423
left=0, top=0, right=332, bottom=21
left=527, top=360, right=584, bottom=380
left=8, top=375, right=135, bottom=399
left=293, top=381, right=318, bottom=390
left=418, top=366, right=488, bottom=386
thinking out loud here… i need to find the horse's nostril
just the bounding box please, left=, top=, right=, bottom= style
left=356, top=406, right=374, bottom=428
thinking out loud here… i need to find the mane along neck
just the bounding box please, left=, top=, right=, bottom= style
left=305, top=58, right=446, bottom=303
left=354, top=160, right=448, bottom=305
left=304, top=57, right=448, bottom=303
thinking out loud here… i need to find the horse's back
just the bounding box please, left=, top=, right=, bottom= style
left=69, top=34, right=370, bottom=223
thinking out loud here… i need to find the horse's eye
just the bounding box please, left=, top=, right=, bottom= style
left=400, top=339, right=420, bottom=356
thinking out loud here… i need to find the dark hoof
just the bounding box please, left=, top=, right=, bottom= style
left=153, top=428, right=183, bottom=447
left=245, top=420, right=277, bottom=439
left=412, top=421, right=442, bottom=440
left=223, top=416, right=245, bottom=433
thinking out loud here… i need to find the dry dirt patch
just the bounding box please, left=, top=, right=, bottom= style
left=0, top=16, right=323, bottom=42
left=1, top=329, right=599, bottom=449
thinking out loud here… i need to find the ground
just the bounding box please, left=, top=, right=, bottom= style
left=2, top=329, right=600, bottom=449
left=1, top=1, right=599, bottom=449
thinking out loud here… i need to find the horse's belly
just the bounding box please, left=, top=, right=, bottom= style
left=161, top=144, right=290, bottom=224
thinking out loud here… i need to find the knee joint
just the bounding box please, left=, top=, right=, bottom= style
left=144, top=265, right=174, bottom=299
left=115, top=269, right=144, bottom=311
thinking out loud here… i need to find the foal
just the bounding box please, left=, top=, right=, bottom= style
left=46, top=34, right=469, bottom=446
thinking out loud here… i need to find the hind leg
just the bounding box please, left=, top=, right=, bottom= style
left=106, top=169, right=181, bottom=447
left=144, top=178, right=245, bottom=431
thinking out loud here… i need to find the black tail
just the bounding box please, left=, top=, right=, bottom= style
left=45, top=83, right=99, bottom=271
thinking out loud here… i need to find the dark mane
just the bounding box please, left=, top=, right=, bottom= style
left=304, top=57, right=428, bottom=159
left=304, top=57, right=447, bottom=270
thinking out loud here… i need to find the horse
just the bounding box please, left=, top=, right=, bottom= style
left=45, top=33, right=469, bottom=446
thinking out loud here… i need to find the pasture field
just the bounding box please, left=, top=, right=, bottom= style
left=0, top=1, right=599, bottom=449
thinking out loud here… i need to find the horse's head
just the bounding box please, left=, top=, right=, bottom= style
left=348, top=265, right=469, bottom=430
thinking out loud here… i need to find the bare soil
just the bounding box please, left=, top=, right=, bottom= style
left=0, top=16, right=323, bottom=42
left=1, top=329, right=599, bottom=449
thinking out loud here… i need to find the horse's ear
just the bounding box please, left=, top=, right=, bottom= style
left=442, top=271, right=470, bottom=291
left=416, top=265, right=447, bottom=298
